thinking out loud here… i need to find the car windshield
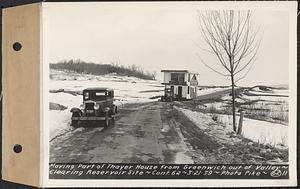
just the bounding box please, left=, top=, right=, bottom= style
left=84, top=91, right=107, bottom=101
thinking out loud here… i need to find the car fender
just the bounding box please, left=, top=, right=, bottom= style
left=70, top=108, right=83, bottom=116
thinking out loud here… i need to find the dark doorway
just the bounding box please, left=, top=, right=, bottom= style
left=178, top=86, right=182, bottom=99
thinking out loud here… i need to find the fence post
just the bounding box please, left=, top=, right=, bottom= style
left=237, top=110, right=244, bottom=134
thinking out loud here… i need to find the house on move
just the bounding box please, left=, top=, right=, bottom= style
left=161, top=70, right=198, bottom=100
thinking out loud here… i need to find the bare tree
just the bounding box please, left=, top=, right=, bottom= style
left=198, top=10, right=261, bottom=132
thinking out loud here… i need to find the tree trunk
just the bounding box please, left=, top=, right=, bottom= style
left=230, top=74, right=237, bottom=132
left=237, top=110, right=244, bottom=134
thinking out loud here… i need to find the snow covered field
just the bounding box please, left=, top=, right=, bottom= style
left=215, top=114, right=288, bottom=147
left=200, top=85, right=289, bottom=125
left=198, top=86, right=231, bottom=96
left=181, top=85, right=289, bottom=148
left=50, top=70, right=164, bottom=104
left=49, top=69, right=163, bottom=140
left=176, top=107, right=288, bottom=148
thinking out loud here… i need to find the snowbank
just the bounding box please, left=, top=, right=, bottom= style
left=175, top=107, right=288, bottom=148
left=215, top=114, right=288, bottom=147
left=50, top=110, right=73, bottom=140
left=49, top=93, right=83, bottom=140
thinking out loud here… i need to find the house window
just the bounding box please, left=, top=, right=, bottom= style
left=188, top=86, right=190, bottom=94
left=171, top=73, right=185, bottom=83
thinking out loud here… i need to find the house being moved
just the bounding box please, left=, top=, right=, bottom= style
left=161, top=70, right=198, bottom=100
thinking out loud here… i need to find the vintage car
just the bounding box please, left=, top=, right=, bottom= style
left=161, top=88, right=174, bottom=102
left=70, top=87, right=117, bottom=127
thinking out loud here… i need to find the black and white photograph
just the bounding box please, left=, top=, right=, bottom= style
left=42, top=1, right=297, bottom=186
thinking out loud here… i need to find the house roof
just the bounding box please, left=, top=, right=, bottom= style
left=161, top=69, right=199, bottom=75
left=161, top=70, right=189, bottom=73
left=83, top=87, right=114, bottom=91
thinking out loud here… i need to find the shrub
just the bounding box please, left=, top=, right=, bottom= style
left=50, top=59, right=156, bottom=80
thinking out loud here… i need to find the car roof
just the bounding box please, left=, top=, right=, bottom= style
left=83, top=87, right=114, bottom=91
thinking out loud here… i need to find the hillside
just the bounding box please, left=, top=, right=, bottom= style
left=50, top=60, right=156, bottom=80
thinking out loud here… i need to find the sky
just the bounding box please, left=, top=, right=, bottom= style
left=43, top=2, right=291, bottom=86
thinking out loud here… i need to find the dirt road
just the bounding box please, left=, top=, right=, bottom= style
left=50, top=102, right=195, bottom=163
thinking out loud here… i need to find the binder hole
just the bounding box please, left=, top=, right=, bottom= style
left=13, top=144, right=22, bottom=153
left=12, top=42, right=22, bottom=51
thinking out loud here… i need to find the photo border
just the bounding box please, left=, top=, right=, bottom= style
left=40, top=1, right=298, bottom=187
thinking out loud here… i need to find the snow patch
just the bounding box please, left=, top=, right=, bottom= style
left=175, top=107, right=288, bottom=148
left=50, top=110, right=73, bottom=140
left=215, top=114, right=288, bottom=148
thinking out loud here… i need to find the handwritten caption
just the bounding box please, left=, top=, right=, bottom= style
left=49, top=163, right=289, bottom=179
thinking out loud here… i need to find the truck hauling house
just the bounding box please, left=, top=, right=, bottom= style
left=161, top=70, right=198, bottom=101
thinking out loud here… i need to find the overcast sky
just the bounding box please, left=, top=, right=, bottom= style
left=43, top=2, right=290, bottom=86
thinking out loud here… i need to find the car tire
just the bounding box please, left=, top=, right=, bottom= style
left=71, top=112, right=80, bottom=127
left=110, top=110, right=115, bottom=121
left=104, top=112, right=110, bottom=128
left=71, top=120, right=78, bottom=127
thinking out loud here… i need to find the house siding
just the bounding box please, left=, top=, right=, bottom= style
left=164, top=72, right=171, bottom=83
left=162, top=70, right=198, bottom=100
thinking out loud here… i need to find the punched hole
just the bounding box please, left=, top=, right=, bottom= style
left=13, top=144, right=22, bottom=153
left=12, top=42, right=22, bottom=51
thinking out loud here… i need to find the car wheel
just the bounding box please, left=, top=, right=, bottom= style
left=71, top=120, right=78, bottom=127
left=104, top=112, right=110, bottom=128
left=109, top=110, right=115, bottom=121
left=71, top=112, right=80, bottom=127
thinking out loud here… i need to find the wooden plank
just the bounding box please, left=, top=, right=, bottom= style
left=2, top=3, right=41, bottom=187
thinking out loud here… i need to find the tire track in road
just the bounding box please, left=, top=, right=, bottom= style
left=87, top=102, right=168, bottom=163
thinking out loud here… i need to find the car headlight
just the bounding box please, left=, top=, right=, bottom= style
left=94, top=103, right=100, bottom=110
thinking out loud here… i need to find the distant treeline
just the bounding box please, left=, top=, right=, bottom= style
left=50, top=59, right=156, bottom=80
